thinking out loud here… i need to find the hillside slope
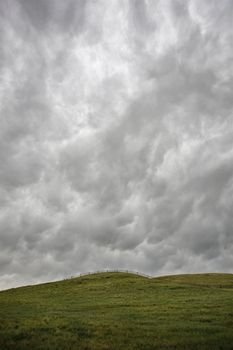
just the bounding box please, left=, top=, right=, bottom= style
left=0, top=272, right=233, bottom=350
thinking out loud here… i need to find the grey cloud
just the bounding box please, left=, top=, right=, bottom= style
left=0, top=0, right=233, bottom=290
left=18, top=0, right=87, bottom=34
left=130, top=0, right=156, bottom=34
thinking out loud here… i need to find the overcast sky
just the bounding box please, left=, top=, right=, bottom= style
left=0, top=0, right=233, bottom=290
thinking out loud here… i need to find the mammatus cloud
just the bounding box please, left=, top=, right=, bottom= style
left=0, top=0, right=233, bottom=289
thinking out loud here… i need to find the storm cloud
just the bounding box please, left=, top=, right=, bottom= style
left=0, top=0, right=233, bottom=290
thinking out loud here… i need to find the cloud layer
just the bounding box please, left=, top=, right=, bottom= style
left=0, top=0, right=233, bottom=289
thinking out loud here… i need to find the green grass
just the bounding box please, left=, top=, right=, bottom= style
left=0, top=272, right=232, bottom=350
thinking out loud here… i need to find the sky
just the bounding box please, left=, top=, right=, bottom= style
left=0, top=0, right=233, bottom=290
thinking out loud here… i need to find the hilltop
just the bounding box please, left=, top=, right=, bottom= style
left=0, top=272, right=233, bottom=349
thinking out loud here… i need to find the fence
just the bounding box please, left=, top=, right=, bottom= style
left=68, top=269, right=152, bottom=280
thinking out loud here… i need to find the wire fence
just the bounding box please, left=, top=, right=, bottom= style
left=66, top=269, right=152, bottom=280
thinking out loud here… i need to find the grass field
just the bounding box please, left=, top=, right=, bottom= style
left=0, top=272, right=232, bottom=350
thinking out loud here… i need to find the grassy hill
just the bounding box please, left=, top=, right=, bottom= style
left=0, top=272, right=233, bottom=350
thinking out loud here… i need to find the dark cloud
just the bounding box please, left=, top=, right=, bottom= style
left=0, top=0, right=233, bottom=290
left=18, top=0, right=87, bottom=34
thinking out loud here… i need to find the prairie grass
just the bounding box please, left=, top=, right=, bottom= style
left=0, top=272, right=232, bottom=349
